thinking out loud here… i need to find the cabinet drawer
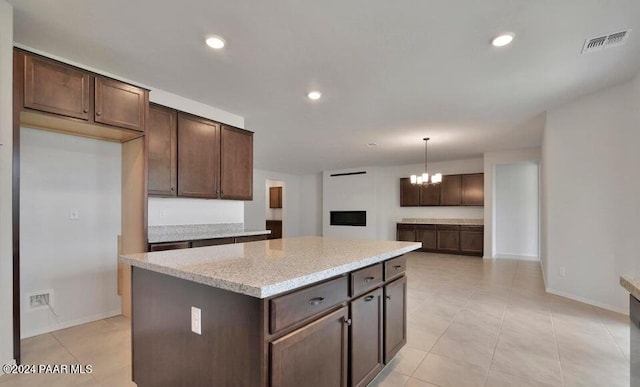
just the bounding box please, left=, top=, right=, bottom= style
left=396, top=223, right=415, bottom=230
left=460, top=225, right=483, bottom=232
left=148, top=241, right=190, bottom=251
left=436, top=225, right=460, bottom=231
left=235, top=234, right=267, bottom=243
left=270, top=276, right=349, bottom=334
left=415, top=224, right=436, bottom=230
left=191, top=237, right=235, bottom=248
left=351, top=264, right=383, bottom=297
left=384, top=256, right=406, bottom=281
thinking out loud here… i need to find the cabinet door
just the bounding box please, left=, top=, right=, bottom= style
left=95, top=77, right=146, bottom=131
left=419, top=183, right=440, bottom=206
left=400, top=178, right=420, bottom=206
left=462, top=173, right=484, bottom=206
left=460, top=227, right=483, bottom=255
left=384, top=276, right=407, bottom=363
left=177, top=113, right=220, bottom=198
left=437, top=229, right=460, bottom=252
left=416, top=228, right=437, bottom=250
left=220, top=125, right=253, bottom=200
left=270, top=186, right=283, bottom=208
left=148, top=104, right=177, bottom=196
left=271, top=306, right=348, bottom=387
left=266, top=220, right=283, bottom=239
left=23, top=54, right=90, bottom=120
left=440, top=175, right=462, bottom=206
left=396, top=225, right=416, bottom=242
left=351, top=288, right=384, bottom=387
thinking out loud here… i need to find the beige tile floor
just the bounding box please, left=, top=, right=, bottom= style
left=0, top=252, right=631, bottom=387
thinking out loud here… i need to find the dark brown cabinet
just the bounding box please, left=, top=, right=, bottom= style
left=350, top=288, right=384, bottom=387
left=220, top=125, right=253, bottom=200
left=147, top=104, right=177, bottom=196
left=384, top=276, right=407, bottom=363
left=462, top=173, right=484, bottom=206
left=266, top=220, right=283, bottom=239
left=397, top=223, right=483, bottom=256
left=148, top=234, right=267, bottom=252
left=440, top=175, right=462, bottom=206
left=177, top=113, right=220, bottom=199
left=399, top=174, right=483, bottom=207
left=437, top=225, right=460, bottom=252
left=420, top=183, right=441, bottom=206
left=460, top=226, right=484, bottom=254
left=148, top=241, right=190, bottom=252
left=94, top=77, right=146, bottom=131
left=270, top=186, right=283, bottom=208
left=396, top=224, right=416, bottom=242
left=416, top=225, right=437, bottom=250
left=23, top=54, right=90, bottom=120
left=270, top=306, right=348, bottom=387
left=400, top=178, right=420, bottom=206
left=18, top=50, right=148, bottom=142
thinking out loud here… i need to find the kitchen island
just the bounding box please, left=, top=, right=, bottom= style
left=120, top=236, right=421, bottom=387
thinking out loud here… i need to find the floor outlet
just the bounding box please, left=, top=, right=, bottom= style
left=191, top=307, right=201, bottom=335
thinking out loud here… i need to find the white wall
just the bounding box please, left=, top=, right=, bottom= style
left=483, top=148, right=542, bottom=260
left=0, top=0, right=13, bottom=369
left=245, top=169, right=323, bottom=237
left=148, top=198, right=244, bottom=226
left=322, top=159, right=484, bottom=241
left=543, top=73, right=640, bottom=314
left=494, top=162, right=539, bottom=260
left=20, top=128, right=122, bottom=337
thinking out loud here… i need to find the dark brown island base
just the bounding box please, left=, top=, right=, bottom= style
left=120, top=237, right=421, bottom=387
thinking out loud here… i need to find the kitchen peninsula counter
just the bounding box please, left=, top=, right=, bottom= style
left=120, top=236, right=421, bottom=387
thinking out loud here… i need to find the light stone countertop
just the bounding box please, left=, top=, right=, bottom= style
left=148, top=223, right=270, bottom=243
left=120, top=236, right=421, bottom=298
left=400, top=218, right=484, bottom=225
left=620, top=275, right=640, bottom=300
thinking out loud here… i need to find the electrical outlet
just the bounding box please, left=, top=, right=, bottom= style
left=160, top=210, right=167, bottom=217
left=26, top=289, right=54, bottom=311
left=69, top=209, right=80, bottom=220
left=191, top=306, right=201, bottom=335
left=559, top=267, right=566, bottom=278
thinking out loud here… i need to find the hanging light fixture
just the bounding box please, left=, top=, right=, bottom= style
left=410, top=137, right=442, bottom=185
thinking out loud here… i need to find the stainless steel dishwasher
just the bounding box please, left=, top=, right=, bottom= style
left=632, top=295, right=639, bottom=386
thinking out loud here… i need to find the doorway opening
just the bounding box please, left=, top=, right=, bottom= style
left=266, top=180, right=284, bottom=239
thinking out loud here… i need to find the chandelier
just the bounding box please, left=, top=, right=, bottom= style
left=410, top=137, right=442, bottom=185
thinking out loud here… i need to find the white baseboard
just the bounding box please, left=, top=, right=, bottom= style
left=21, top=309, right=121, bottom=339
left=494, top=254, right=539, bottom=261
left=545, top=288, right=629, bottom=316
left=0, top=359, right=16, bottom=376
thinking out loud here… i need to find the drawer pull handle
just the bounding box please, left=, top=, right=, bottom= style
left=308, top=297, right=324, bottom=306
left=343, top=317, right=352, bottom=326
left=364, top=276, right=375, bottom=283
left=394, top=265, right=402, bottom=270
left=386, top=295, right=391, bottom=300
left=364, top=295, right=375, bottom=302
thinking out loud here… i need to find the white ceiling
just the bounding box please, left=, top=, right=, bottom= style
left=9, top=0, right=640, bottom=174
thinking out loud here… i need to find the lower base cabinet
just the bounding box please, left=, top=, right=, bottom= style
left=397, top=223, right=483, bottom=256
left=384, top=276, right=407, bottom=363
left=270, top=307, right=349, bottom=387
left=350, top=288, right=384, bottom=387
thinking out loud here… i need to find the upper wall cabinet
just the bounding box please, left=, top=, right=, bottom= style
left=220, top=125, right=253, bottom=200
left=270, top=186, right=283, bottom=208
left=23, top=54, right=90, bottom=120
left=177, top=113, right=221, bottom=199
left=95, top=77, right=146, bottom=131
left=148, top=104, right=177, bottom=196
left=149, top=108, right=254, bottom=201
left=399, top=173, right=484, bottom=207
left=461, top=173, right=484, bottom=206
left=17, top=49, right=149, bottom=143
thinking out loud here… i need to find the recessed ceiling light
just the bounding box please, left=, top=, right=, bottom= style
left=206, top=36, right=225, bottom=49
left=307, top=91, right=322, bottom=100
left=491, top=33, right=514, bottom=47
left=367, top=142, right=377, bottom=147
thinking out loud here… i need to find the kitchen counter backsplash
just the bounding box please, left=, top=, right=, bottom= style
left=148, top=223, right=270, bottom=243
left=400, top=218, right=484, bottom=225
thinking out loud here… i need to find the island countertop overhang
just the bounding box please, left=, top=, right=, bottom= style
left=119, top=236, right=421, bottom=298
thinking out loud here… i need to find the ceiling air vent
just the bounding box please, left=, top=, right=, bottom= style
left=582, top=30, right=631, bottom=54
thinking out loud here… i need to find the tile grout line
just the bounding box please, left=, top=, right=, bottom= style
left=549, top=301, right=566, bottom=387
left=592, top=306, right=629, bottom=362
left=50, top=330, right=104, bottom=386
